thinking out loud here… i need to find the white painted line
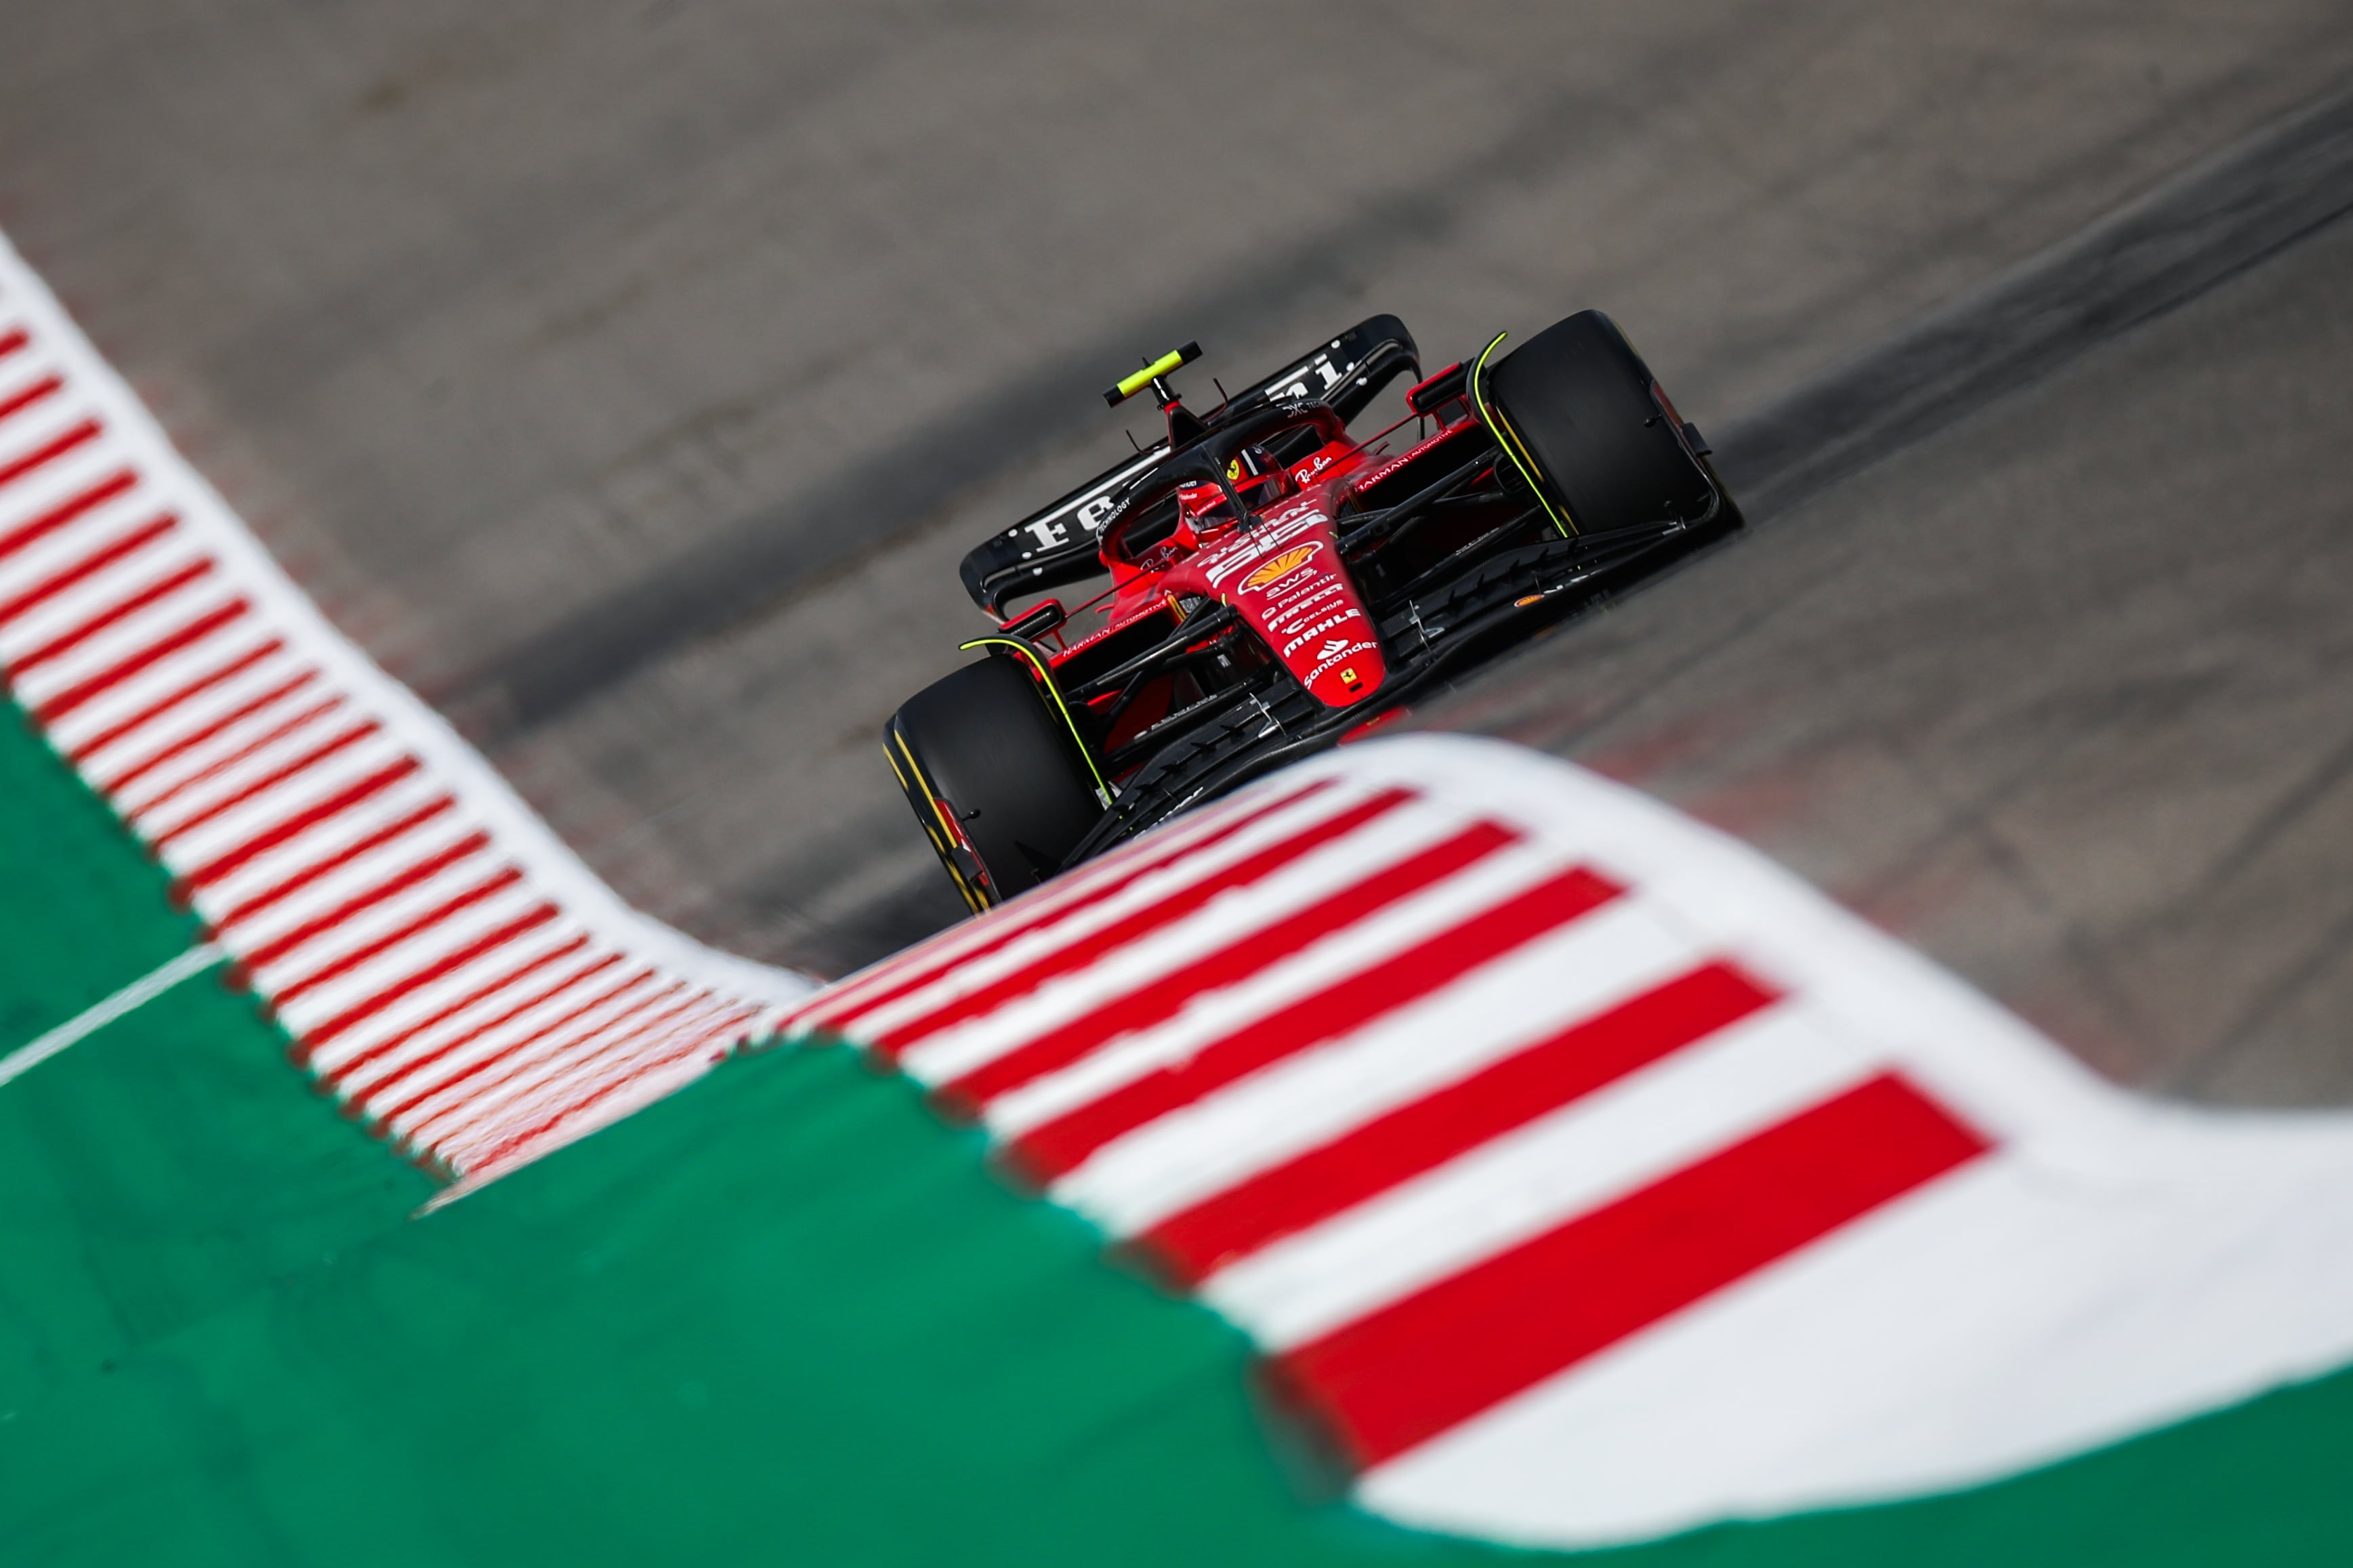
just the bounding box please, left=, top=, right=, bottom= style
left=0, top=941, right=227, bottom=1089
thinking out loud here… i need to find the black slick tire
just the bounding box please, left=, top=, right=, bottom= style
left=884, top=654, right=1106, bottom=912
left=1484, top=310, right=1722, bottom=535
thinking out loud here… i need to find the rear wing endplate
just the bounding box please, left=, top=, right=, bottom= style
left=959, top=314, right=1419, bottom=617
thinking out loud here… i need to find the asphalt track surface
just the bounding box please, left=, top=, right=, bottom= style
left=3, top=8, right=2351, bottom=1094
left=1434, top=91, right=2353, bottom=1106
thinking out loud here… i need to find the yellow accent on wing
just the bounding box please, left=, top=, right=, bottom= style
left=1472, top=331, right=1578, bottom=539
left=1116, top=348, right=1190, bottom=400
left=958, top=637, right=1114, bottom=807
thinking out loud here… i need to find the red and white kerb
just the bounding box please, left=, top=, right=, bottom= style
left=787, top=734, right=2353, bottom=1552
left=18, top=228, right=2353, bottom=1556
left=784, top=745, right=1995, bottom=1475
left=0, top=233, right=812, bottom=1195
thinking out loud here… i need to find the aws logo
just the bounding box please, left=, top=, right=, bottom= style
left=1240, top=543, right=1321, bottom=591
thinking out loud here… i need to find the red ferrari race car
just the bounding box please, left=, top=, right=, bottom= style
left=886, top=310, right=1741, bottom=911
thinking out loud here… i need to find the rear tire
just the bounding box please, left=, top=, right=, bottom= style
left=1484, top=310, right=1725, bottom=535
left=885, top=654, right=1106, bottom=911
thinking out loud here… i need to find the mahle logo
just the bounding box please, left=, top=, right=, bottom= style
left=1241, top=543, right=1320, bottom=591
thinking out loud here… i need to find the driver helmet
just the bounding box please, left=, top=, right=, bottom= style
left=1172, top=478, right=1241, bottom=547
left=1228, top=444, right=1295, bottom=511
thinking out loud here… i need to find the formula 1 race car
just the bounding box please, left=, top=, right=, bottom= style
left=886, top=310, right=1742, bottom=910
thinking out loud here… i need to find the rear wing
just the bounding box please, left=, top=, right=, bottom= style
left=959, top=314, right=1419, bottom=617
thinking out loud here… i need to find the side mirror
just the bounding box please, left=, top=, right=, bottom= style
left=999, top=599, right=1066, bottom=639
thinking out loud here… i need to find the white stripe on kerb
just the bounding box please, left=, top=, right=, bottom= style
left=268, top=881, right=550, bottom=1037
left=0, top=536, right=213, bottom=658
left=186, top=771, right=451, bottom=917
left=373, top=972, right=673, bottom=1141
left=898, top=803, right=1474, bottom=1086
left=127, top=702, right=363, bottom=836
left=1051, top=897, right=1701, bottom=1236
left=839, top=782, right=1394, bottom=1040
left=1203, top=1007, right=1873, bottom=1350
left=109, top=683, right=336, bottom=820
left=303, top=930, right=608, bottom=1082
left=1, top=583, right=241, bottom=704
left=788, top=782, right=1314, bottom=1032
left=984, top=845, right=1577, bottom=1138
left=45, top=636, right=295, bottom=762
left=219, top=817, right=484, bottom=957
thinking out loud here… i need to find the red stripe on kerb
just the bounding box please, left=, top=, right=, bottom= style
left=64, top=637, right=283, bottom=763
left=398, top=982, right=701, bottom=1148
left=799, top=778, right=1338, bottom=1036
left=99, top=667, right=320, bottom=798
left=238, top=832, right=493, bottom=970
left=125, top=693, right=343, bottom=821
left=1009, top=866, right=1625, bottom=1183
left=941, top=821, right=1521, bottom=1111
left=0, top=373, right=64, bottom=425
left=148, top=718, right=379, bottom=847
left=0, top=514, right=178, bottom=631
left=7, top=556, right=215, bottom=673
left=179, top=755, right=421, bottom=889
left=297, top=901, right=562, bottom=1053
left=793, top=788, right=1299, bottom=1032
left=33, top=597, right=251, bottom=721
left=211, top=793, right=455, bottom=930
left=327, top=942, right=612, bottom=1093
left=0, top=328, right=27, bottom=360
left=0, top=417, right=101, bottom=492
left=870, top=786, right=1417, bottom=1055
left=357, top=965, right=661, bottom=1126
left=1266, top=1073, right=1991, bottom=1468
left=0, top=469, right=138, bottom=566
left=461, top=995, right=755, bottom=1154
left=270, top=866, right=523, bottom=1004
left=455, top=1005, right=756, bottom=1174
left=1138, top=961, right=1778, bottom=1284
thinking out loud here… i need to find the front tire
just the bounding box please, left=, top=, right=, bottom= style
left=1483, top=310, right=1729, bottom=536
left=885, top=654, right=1106, bottom=912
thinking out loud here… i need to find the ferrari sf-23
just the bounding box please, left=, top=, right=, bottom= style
left=886, top=310, right=1742, bottom=911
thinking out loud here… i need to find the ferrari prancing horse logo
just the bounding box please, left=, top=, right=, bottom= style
left=1240, top=543, right=1321, bottom=591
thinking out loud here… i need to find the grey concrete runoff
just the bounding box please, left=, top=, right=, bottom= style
left=11, top=5, right=2353, bottom=978
left=1430, top=207, right=2353, bottom=1107
left=471, top=76, right=2353, bottom=737
left=1405, top=82, right=2353, bottom=1108
left=4, top=10, right=2352, bottom=1098
left=1714, top=79, right=2353, bottom=524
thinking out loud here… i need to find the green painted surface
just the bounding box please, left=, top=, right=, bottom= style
left=1, top=698, right=2350, bottom=1564
left=0, top=703, right=435, bottom=1434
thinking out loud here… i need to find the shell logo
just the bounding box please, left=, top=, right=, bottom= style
left=1240, top=543, right=1320, bottom=591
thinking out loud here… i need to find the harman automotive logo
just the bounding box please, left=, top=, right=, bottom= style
left=1241, top=543, right=1321, bottom=591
